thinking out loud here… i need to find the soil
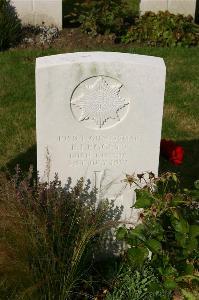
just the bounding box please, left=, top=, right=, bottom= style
left=18, top=27, right=131, bottom=52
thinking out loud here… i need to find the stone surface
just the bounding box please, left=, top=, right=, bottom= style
left=140, top=0, right=168, bottom=14
left=140, top=0, right=196, bottom=17
left=36, top=52, right=166, bottom=222
left=168, top=0, right=196, bottom=17
left=11, top=0, right=62, bottom=29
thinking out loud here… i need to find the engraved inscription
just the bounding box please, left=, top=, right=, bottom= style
left=70, top=76, right=130, bottom=129
left=58, top=135, right=140, bottom=167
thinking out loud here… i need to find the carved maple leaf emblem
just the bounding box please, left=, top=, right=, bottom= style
left=71, top=76, right=129, bottom=128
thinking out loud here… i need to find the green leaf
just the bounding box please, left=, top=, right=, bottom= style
left=116, top=227, right=127, bottom=240
left=164, top=266, right=177, bottom=276
left=182, top=249, right=190, bottom=258
left=150, top=222, right=164, bottom=241
left=194, top=179, right=199, bottom=190
left=127, top=235, right=138, bottom=246
left=189, top=225, right=199, bottom=238
left=146, top=239, right=162, bottom=253
left=158, top=265, right=177, bottom=277
left=132, top=223, right=145, bottom=234
left=171, top=217, right=189, bottom=234
left=163, top=278, right=177, bottom=290
left=181, top=263, right=195, bottom=275
left=171, top=197, right=185, bottom=206
left=175, top=232, right=187, bottom=248
left=134, top=189, right=155, bottom=208
left=189, top=189, right=199, bottom=201
left=128, top=224, right=146, bottom=242
left=127, top=247, right=148, bottom=266
left=172, top=209, right=180, bottom=219
left=186, top=237, right=198, bottom=252
left=172, top=173, right=178, bottom=183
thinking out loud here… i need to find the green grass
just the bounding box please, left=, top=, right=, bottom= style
left=0, top=46, right=198, bottom=187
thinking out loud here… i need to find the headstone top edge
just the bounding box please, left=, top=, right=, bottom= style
left=36, top=51, right=165, bottom=69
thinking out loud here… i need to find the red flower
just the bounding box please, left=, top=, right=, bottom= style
left=160, top=139, right=184, bottom=165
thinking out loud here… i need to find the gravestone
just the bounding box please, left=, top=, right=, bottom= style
left=140, top=0, right=168, bottom=14
left=11, top=0, right=62, bottom=29
left=36, top=52, right=166, bottom=222
left=140, top=0, right=197, bottom=18
left=168, top=0, right=196, bottom=18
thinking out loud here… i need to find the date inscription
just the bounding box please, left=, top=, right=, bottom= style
left=58, top=135, right=140, bottom=167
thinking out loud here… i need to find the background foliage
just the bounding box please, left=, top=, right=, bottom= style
left=65, top=0, right=139, bottom=36
left=0, top=0, right=22, bottom=50
left=122, top=11, right=199, bottom=47
left=64, top=1, right=199, bottom=47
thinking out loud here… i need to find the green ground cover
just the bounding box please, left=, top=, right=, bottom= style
left=0, top=46, right=198, bottom=187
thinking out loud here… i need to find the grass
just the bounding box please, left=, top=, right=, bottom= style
left=0, top=46, right=198, bottom=188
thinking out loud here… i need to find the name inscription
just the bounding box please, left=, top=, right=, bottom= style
left=58, top=135, right=140, bottom=167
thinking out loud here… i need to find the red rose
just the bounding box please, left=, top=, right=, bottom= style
left=160, top=139, right=184, bottom=165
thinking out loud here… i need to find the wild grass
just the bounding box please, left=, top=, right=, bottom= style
left=0, top=169, right=120, bottom=299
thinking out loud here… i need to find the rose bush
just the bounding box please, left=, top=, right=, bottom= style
left=116, top=173, right=199, bottom=297
left=160, top=139, right=184, bottom=165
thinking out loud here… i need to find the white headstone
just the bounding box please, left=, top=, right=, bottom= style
left=140, top=0, right=196, bottom=18
left=36, top=52, right=166, bottom=222
left=168, top=0, right=196, bottom=18
left=140, top=0, right=168, bottom=15
left=11, top=0, right=62, bottom=29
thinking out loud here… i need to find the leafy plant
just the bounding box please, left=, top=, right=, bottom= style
left=0, top=0, right=22, bottom=50
left=116, top=172, right=199, bottom=293
left=121, top=11, right=199, bottom=47
left=0, top=168, right=120, bottom=299
left=66, top=0, right=135, bottom=36
left=105, top=263, right=172, bottom=300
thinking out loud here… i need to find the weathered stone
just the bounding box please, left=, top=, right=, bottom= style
left=140, top=0, right=196, bottom=18
left=168, top=0, right=196, bottom=17
left=11, top=0, right=62, bottom=29
left=140, top=0, right=168, bottom=14
left=36, top=52, right=166, bottom=222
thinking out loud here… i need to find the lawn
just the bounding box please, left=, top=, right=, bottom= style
left=0, top=45, right=198, bottom=188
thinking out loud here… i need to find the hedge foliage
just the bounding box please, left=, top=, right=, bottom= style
left=0, top=0, right=22, bottom=51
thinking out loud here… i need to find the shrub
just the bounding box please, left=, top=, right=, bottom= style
left=121, top=11, right=199, bottom=47
left=66, top=0, right=135, bottom=36
left=105, top=263, right=172, bottom=300
left=116, top=172, right=199, bottom=296
left=0, top=0, right=22, bottom=50
left=0, top=169, right=120, bottom=299
left=39, top=25, right=59, bottom=45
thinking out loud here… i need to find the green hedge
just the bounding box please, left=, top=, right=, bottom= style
left=0, top=0, right=22, bottom=51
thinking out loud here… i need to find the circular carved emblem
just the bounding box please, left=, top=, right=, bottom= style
left=70, top=76, right=130, bottom=129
